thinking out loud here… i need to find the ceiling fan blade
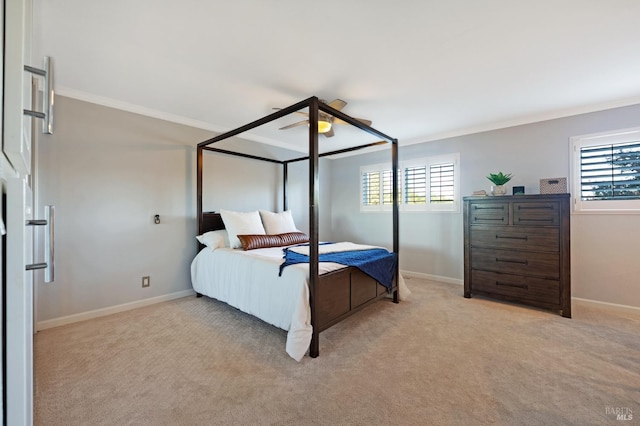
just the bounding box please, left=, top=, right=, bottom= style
left=332, top=117, right=373, bottom=127
left=273, top=107, right=309, bottom=117
left=323, top=127, right=335, bottom=138
left=327, top=99, right=347, bottom=111
left=279, top=120, right=309, bottom=130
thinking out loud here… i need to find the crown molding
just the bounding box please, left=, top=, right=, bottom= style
left=402, top=95, right=640, bottom=146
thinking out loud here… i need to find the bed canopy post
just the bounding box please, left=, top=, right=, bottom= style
left=391, top=138, right=400, bottom=303
left=197, top=145, right=203, bottom=237
left=283, top=162, right=288, bottom=211
left=308, top=96, right=321, bottom=358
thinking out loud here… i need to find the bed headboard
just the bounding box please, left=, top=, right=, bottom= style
left=201, top=211, right=225, bottom=234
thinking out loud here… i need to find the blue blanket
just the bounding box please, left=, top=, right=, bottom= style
left=279, top=245, right=397, bottom=291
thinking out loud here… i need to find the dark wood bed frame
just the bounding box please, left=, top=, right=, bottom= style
left=196, top=96, right=400, bottom=358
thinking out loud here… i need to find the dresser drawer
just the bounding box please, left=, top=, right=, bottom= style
left=471, top=248, right=559, bottom=279
left=469, top=202, right=509, bottom=225
left=472, top=270, right=560, bottom=304
left=513, top=201, right=559, bottom=226
left=470, top=226, right=559, bottom=252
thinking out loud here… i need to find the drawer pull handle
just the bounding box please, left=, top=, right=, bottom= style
left=474, top=217, right=504, bottom=222
left=518, top=218, right=553, bottom=223
left=474, top=205, right=505, bottom=210
left=517, top=205, right=554, bottom=210
left=495, top=258, right=528, bottom=265
left=496, top=281, right=528, bottom=289
left=496, top=234, right=528, bottom=240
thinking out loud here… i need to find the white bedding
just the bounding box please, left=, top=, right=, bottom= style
left=190, top=244, right=409, bottom=361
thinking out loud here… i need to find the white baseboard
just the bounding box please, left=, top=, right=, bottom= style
left=36, top=289, right=196, bottom=331
left=400, top=270, right=463, bottom=286
left=401, top=270, right=640, bottom=312
left=572, top=297, right=640, bottom=313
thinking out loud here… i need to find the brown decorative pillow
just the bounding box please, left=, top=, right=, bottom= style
left=237, top=232, right=309, bottom=251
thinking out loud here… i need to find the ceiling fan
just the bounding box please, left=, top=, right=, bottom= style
left=275, top=99, right=372, bottom=138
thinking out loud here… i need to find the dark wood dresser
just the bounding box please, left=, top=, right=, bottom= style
left=463, top=193, right=571, bottom=317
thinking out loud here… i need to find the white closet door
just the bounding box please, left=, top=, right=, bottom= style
left=6, top=177, right=34, bottom=426
left=1, top=0, right=5, bottom=420
left=3, top=0, right=35, bottom=423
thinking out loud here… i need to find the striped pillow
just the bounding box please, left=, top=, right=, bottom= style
left=237, top=232, right=309, bottom=251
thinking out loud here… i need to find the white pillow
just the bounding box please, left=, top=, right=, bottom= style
left=259, top=210, right=298, bottom=234
left=196, top=230, right=229, bottom=251
left=220, top=209, right=266, bottom=249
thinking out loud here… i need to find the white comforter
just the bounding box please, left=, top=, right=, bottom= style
left=190, top=245, right=409, bottom=361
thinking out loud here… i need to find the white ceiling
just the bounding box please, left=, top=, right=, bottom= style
left=33, top=0, right=640, bottom=154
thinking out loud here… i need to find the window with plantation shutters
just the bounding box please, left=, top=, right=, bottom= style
left=360, top=153, right=459, bottom=212
left=580, top=142, right=640, bottom=200
left=382, top=170, right=394, bottom=205
left=404, top=166, right=426, bottom=204
left=571, top=127, right=640, bottom=213
left=360, top=165, right=396, bottom=211
left=430, top=162, right=455, bottom=203
left=361, top=170, right=395, bottom=206
left=362, top=170, right=382, bottom=206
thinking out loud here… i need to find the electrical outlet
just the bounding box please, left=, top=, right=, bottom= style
left=142, top=276, right=150, bottom=288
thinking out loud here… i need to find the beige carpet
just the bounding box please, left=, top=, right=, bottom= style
left=34, top=278, right=640, bottom=425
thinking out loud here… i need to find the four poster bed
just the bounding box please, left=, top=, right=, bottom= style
left=193, top=96, right=403, bottom=360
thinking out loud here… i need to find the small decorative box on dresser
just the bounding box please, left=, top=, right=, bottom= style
left=463, top=193, right=571, bottom=317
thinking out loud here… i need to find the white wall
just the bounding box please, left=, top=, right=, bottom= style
left=202, top=151, right=281, bottom=212
left=36, top=96, right=210, bottom=322
left=330, top=103, right=640, bottom=308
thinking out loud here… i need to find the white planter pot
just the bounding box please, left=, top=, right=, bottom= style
left=491, top=185, right=507, bottom=196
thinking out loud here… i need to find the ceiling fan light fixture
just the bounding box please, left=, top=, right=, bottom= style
left=278, top=99, right=368, bottom=137
left=317, top=120, right=332, bottom=133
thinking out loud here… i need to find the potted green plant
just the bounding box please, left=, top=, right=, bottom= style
left=486, top=172, right=512, bottom=196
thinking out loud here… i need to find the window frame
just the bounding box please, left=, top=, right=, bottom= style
left=360, top=163, right=396, bottom=212
left=570, top=126, right=640, bottom=214
left=360, top=153, right=460, bottom=213
left=428, top=154, right=458, bottom=212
